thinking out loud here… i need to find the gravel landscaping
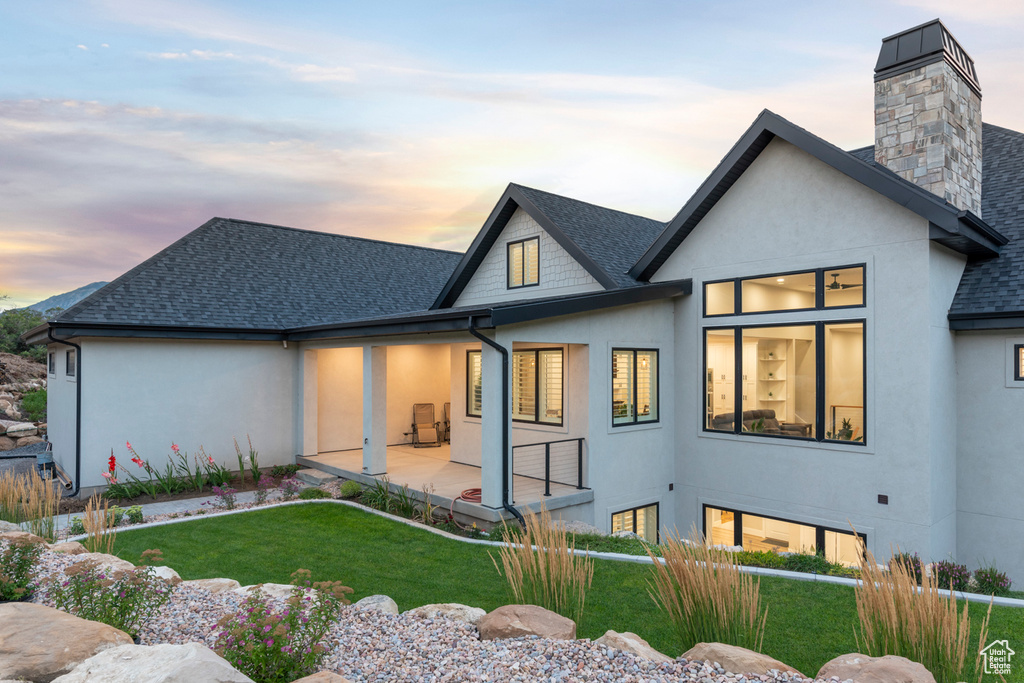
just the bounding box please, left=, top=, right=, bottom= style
left=21, top=542, right=827, bottom=682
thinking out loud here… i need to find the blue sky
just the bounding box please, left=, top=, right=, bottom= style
left=3, top=0, right=1024, bottom=308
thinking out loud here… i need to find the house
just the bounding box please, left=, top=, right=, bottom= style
left=28, top=19, right=1024, bottom=580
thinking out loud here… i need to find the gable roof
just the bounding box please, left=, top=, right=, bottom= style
left=628, top=110, right=1007, bottom=282
left=431, top=183, right=665, bottom=309
left=53, top=218, right=463, bottom=332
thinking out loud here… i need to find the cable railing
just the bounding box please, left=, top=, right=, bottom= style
left=511, top=437, right=586, bottom=498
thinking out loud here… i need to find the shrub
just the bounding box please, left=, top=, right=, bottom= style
left=362, top=477, right=393, bottom=512
left=203, top=486, right=238, bottom=511
left=973, top=565, right=1012, bottom=597
left=647, top=528, right=766, bottom=653
left=890, top=551, right=923, bottom=586
left=20, top=388, right=46, bottom=422
left=279, top=478, right=302, bottom=501
left=932, top=560, right=970, bottom=593
left=0, top=469, right=59, bottom=541
left=492, top=508, right=594, bottom=624
left=298, top=487, right=330, bottom=500
left=339, top=480, right=361, bottom=499
left=270, top=464, right=301, bottom=478
left=856, top=545, right=990, bottom=683
left=782, top=552, right=833, bottom=575
left=255, top=474, right=275, bottom=505
left=0, top=537, right=43, bottom=601
left=214, top=570, right=348, bottom=683
left=124, top=505, right=144, bottom=525
left=733, top=550, right=786, bottom=569
left=50, top=561, right=173, bottom=638
left=392, top=484, right=415, bottom=518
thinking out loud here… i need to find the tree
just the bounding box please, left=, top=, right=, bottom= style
left=0, top=304, right=47, bottom=361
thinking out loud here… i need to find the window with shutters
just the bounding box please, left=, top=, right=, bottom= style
left=511, top=348, right=562, bottom=425
left=507, top=237, right=539, bottom=288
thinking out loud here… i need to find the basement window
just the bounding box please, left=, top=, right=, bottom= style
left=507, top=237, right=539, bottom=289
left=611, top=503, right=659, bottom=543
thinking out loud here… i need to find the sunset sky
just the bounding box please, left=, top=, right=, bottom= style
left=3, top=0, right=1024, bottom=308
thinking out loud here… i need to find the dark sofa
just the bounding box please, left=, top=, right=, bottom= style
left=710, top=409, right=809, bottom=436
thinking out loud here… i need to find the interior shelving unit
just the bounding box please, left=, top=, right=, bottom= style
left=756, top=339, right=787, bottom=418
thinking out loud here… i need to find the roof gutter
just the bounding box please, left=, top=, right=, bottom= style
left=467, top=315, right=525, bottom=528
left=46, top=328, right=81, bottom=497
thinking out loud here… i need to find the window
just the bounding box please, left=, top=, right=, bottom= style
left=704, top=265, right=864, bottom=317
left=507, top=237, right=539, bottom=288
left=1016, top=344, right=1024, bottom=381
left=66, top=349, right=76, bottom=379
left=48, top=352, right=55, bottom=376
left=512, top=349, right=562, bottom=424
left=704, top=504, right=865, bottom=567
left=612, top=503, right=658, bottom=543
left=704, top=322, right=864, bottom=443
left=467, top=350, right=482, bottom=417
left=612, top=349, right=659, bottom=426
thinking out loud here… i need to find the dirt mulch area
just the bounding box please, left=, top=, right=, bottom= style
left=0, top=352, right=46, bottom=383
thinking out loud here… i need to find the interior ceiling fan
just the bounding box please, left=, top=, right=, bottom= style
left=827, top=273, right=862, bottom=290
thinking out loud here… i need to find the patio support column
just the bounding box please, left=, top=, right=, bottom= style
left=479, top=338, right=506, bottom=509
left=299, top=349, right=318, bottom=457
left=362, top=345, right=387, bottom=476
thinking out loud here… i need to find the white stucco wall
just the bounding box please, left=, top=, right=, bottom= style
left=956, top=331, right=1024, bottom=580
left=454, top=207, right=603, bottom=307
left=316, top=347, right=362, bottom=453
left=46, top=343, right=78, bottom=480
left=386, top=344, right=451, bottom=446
left=69, top=338, right=298, bottom=490
left=652, top=137, right=956, bottom=561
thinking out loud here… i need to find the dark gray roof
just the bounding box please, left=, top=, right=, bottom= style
left=512, top=184, right=666, bottom=288
left=949, top=123, right=1024, bottom=319
left=56, top=218, right=462, bottom=330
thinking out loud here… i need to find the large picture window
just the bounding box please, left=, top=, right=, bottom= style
left=612, top=349, right=659, bottom=426
left=704, top=321, right=865, bottom=443
left=512, top=349, right=562, bottom=425
left=507, top=237, right=540, bottom=289
left=704, top=265, right=864, bottom=316
left=466, top=350, right=482, bottom=417
left=612, top=503, right=659, bottom=543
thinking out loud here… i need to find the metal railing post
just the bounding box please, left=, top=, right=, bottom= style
left=576, top=438, right=584, bottom=490
left=544, top=443, right=551, bottom=497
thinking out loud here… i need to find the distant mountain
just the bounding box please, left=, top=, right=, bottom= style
left=28, top=282, right=108, bottom=314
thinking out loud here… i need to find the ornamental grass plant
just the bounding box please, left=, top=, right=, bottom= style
left=0, top=469, right=59, bottom=541
left=492, top=507, right=594, bottom=624
left=645, top=527, right=767, bottom=653
left=855, top=545, right=990, bottom=683
left=81, top=495, right=117, bottom=554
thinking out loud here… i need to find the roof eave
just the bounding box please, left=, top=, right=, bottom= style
left=948, top=311, right=1024, bottom=331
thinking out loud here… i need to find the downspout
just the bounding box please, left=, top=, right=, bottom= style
left=47, top=328, right=81, bottom=497
left=468, top=316, right=525, bottom=527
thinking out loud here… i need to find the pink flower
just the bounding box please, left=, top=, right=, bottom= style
left=208, top=456, right=215, bottom=464
left=101, top=471, right=111, bottom=480
left=126, top=441, right=132, bottom=450
left=171, top=443, right=180, bottom=454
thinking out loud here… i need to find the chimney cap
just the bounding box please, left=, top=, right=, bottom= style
left=875, top=19, right=980, bottom=96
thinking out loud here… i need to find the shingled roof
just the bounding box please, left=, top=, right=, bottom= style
left=55, top=218, right=463, bottom=330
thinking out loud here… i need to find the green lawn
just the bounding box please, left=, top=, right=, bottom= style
left=112, top=503, right=1024, bottom=680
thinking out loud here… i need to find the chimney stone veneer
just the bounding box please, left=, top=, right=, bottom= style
left=874, top=20, right=982, bottom=215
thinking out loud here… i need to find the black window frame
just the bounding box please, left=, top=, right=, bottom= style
left=466, top=350, right=482, bottom=418
left=507, top=237, right=540, bottom=289
left=611, top=348, right=660, bottom=427
left=702, top=503, right=865, bottom=559
left=47, top=352, right=55, bottom=376
left=703, top=264, right=866, bottom=318
left=1015, top=344, right=1024, bottom=382
left=65, top=349, right=76, bottom=379
left=702, top=319, right=867, bottom=445
left=611, top=502, right=659, bottom=543
left=511, top=347, right=564, bottom=426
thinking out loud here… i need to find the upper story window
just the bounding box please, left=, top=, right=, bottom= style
left=507, top=237, right=539, bottom=289
left=512, top=348, right=562, bottom=425
left=66, top=349, right=76, bottom=379
left=48, top=352, right=55, bottom=376
left=705, top=265, right=865, bottom=316
left=1015, top=344, right=1024, bottom=381
left=612, top=349, right=659, bottom=426
left=467, top=350, right=483, bottom=417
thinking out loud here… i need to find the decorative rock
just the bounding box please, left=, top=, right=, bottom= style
left=289, top=672, right=354, bottom=683
left=0, top=530, right=45, bottom=545
left=551, top=520, right=604, bottom=536
left=16, top=435, right=44, bottom=447
left=0, top=437, right=14, bottom=452
left=0, top=602, right=132, bottom=683
left=184, top=577, right=241, bottom=594
left=48, top=541, right=88, bottom=555
left=404, top=603, right=487, bottom=625
left=69, top=552, right=136, bottom=575
left=52, top=642, right=254, bottom=683
left=477, top=604, right=576, bottom=641
left=817, top=653, right=936, bottom=683
left=354, top=594, right=399, bottom=615
left=150, top=565, right=183, bottom=584
left=682, top=642, right=803, bottom=677
left=233, top=583, right=299, bottom=602
left=594, top=630, right=674, bottom=664
left=4, top=423, right=36, bottom=438
left=0, top=521, right=21, bottom=533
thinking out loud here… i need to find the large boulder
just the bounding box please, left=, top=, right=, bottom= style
left=150, top=566, right=182, bottom=585
left=354, top=594, right=399, bottom=615
left=817, top=653, right=936, bottom=683
left=0, top=530, right=45, bottom=545
left=0, top=521, right=22, bottom=533
left=4, top=423, right=37, bottom=439
left=16, top=435, right=44, bottom=448
left=48, top=541, right=88, bottom=555
left=404, top=603, right=486, bottom=625
left=52, top=643, right=254, bottom=683
left=184, top=578, right=241, bottom=594
left=289, top=672, right=355, bottom=683
left=0, top=603, right=133, bottom=682
left=232, top=583, right=299, bottom=602
left=477, top=605, right=576, bottom=641
left=69, top=552, right=136, bottom=575
left=682, top=642, right=803, bottom=677
left=594, top=630, right=673, bottom=664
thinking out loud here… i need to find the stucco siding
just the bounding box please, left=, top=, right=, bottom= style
left=454, top=208, right=602, bottom=307
left=45, top=343, right=78, bottom=482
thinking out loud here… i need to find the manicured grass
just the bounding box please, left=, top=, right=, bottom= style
left=112, top=503, right=1024, bottom=680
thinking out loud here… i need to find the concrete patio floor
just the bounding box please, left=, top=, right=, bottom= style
left=297, top=444, right=592, bottom=524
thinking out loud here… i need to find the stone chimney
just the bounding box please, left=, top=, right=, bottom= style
left=874, top=20, right=982, bottom=215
